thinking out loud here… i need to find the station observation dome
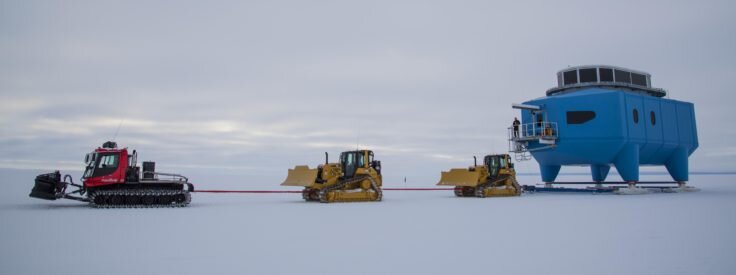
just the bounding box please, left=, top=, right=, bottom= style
left=546, top=65, right=667, bottom=98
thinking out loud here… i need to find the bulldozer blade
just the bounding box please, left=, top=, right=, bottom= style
left=281, top=165, right=319, bottom=187
left=437, top=169, right=481, bottom=187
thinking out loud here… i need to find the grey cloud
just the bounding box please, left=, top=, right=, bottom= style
left=1, top=0, right=735, bottom=186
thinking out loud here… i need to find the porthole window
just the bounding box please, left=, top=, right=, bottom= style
left=650, top=111, right=656, bottom=125
left=633, top=109, right=639, bottom=124
left=567, top=111, right=596, bottom=124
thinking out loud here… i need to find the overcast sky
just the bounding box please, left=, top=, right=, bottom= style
left=1, top=0, right=734, bottom=186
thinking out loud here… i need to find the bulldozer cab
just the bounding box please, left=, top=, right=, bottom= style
left=340, top=150, right=370, bottom=178
left=484, top=154, right=510, bottom=179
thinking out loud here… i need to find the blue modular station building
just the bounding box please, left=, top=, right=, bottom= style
left=510, top=65, right=698, bottom=190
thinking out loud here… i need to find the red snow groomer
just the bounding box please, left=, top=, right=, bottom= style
left=29, top=141, right=194, bottom=208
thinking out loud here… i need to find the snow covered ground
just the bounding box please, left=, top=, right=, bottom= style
left=1, top=168, right=735, bottom=275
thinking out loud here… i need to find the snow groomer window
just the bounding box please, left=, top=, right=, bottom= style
left=566, top=111, right=596, bottom=124
left=98, top=155, right=118, bottom=169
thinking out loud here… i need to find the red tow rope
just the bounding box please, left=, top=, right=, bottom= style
left=383, top=188, right=453, bottom=191
left=194, top=190, right=300, bottom=193
left=194, top=188, right=453, bottom=194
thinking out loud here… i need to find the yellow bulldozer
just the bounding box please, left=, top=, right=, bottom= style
left=281, top=150, right=382, bottom=203
left=437, top=154, right=521, bottom=197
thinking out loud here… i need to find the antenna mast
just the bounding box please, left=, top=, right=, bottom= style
left=356, top=131, right=360, bottom=150
left=112, top=120, right=124, bottom=141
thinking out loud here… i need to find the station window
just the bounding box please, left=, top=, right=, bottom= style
left=631, top=73, right=647, bottom=86
left=579, top=68, right=598, bottom=83
left=566, top=111, right=596, bottom=124
left=563, top=70, right=578, bottom=85
left=650, top=111, right=656, bottom=125
left=633, top=109, right=639, bottom=124
left=599, top=68, right=614, bottom=82
left=536, top=114, right=544, bottom=127
left=615, top=70, right=631, bottom=84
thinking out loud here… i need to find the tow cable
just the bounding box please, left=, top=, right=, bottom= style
left=193, top=187, right=453, bottom=194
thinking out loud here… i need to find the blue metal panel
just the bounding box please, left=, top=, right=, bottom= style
left=660, top=101, right=679, bottom=144
left=690, top=103, right=699, bottom=155
left=676, top=102, right=694, bottom=146
left=641, top=98, right=664, bottom=164
left=624, top=94, right=646, bottom=142
left=552, top=90, right=622, bottom=140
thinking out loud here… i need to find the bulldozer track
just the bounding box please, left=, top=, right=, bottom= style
left=474, top=175, right=510, bottom=197
left=454, top=186, right=474, bottom=197
left=302, top=188, right=319, bottom=201
left=317, top=175, right=382, bottom=203
left=451, top=175, right=520, bottom=198
left=88, top=188, right=191, bottom=208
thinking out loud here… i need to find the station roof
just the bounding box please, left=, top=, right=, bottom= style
left=547, top=65, right=667, bottom=97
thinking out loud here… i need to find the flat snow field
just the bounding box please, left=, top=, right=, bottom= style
left=1, top=169, right=735, bottom=275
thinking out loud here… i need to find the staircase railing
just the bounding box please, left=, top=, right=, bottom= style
left=507, top=122, right=558, bottom=161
